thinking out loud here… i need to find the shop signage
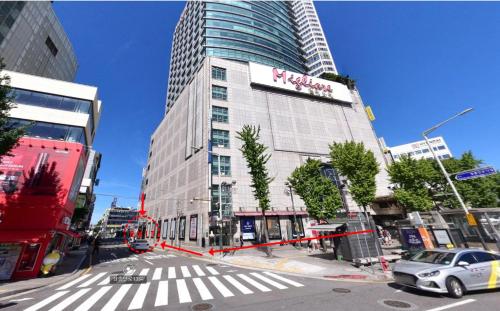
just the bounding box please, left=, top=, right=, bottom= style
left=432, top=229, right=453, bottom=248
left=455, top=166, right=496, bottom=181
left=241, top=217, right=255, bottom=240
left=189, top=215, right=198, bottom=240
left=249, top=62, right=353, bottom=103
left=400, top=228, right=424, bottom=252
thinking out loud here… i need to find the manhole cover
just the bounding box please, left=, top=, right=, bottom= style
left=192, top=303, right=213, bottom=311
left=378, top=299, right=417, bottom=310
left=332, top=288, right=351, bottom=293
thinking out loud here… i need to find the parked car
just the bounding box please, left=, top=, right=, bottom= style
left=393, top=248, right=500, bottom=298
left=130, top=239, right=150, bottom=251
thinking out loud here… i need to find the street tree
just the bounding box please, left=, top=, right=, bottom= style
left=288, top=158, right=343, bottom=221
left=0, top=59, right=25, bottom=161
left=236, top=125, right=273, bottom=256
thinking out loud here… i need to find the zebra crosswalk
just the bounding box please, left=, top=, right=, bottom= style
left=23, top=266, right=304, bottom=311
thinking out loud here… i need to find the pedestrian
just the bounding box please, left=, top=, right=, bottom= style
left=239, top=233, right=244, bottom=248
left=92, top=237, right=100, bottom=256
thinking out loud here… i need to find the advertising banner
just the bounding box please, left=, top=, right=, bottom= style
left=432, top=229, right=454, bottom=248
left=417, top=227, right=434, bottom=249
left=189, top=215, right=198, bottom=240
left=400, top=228, right=424, bottom=252
left=240, top=217, right=255, bottom=240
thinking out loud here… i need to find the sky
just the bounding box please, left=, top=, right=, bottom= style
left=53, top=1, right=500, bottom=224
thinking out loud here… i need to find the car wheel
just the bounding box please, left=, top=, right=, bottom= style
left=446, top=277, right=464, bottom=298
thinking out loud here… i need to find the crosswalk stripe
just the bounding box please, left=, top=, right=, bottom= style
left=154, top=281, right=168, bottom=307
left=168, top=267, right=176, bottom=279
left=139, top=268, right=149, bottom=276
left=250, top=273, right=287, bottom=289
left=193, top=278, right=214, bottom=300
left=74, top=286, right=112, bottom=311
left=192, top=265, right=206, bottom=276
left=128, top=282, right=150, bottom=310
left=181, top=266, right=191, bottom=278
left=208, top=276, right=234, bottom=297
left=24, top=291, right=69, bottom=311
left=48, top=288, right=91, bottom=311
left=206, top=266, right=219, bottom=275
left=78, top=272, right=107, bottom=288
left=152, top=268, right=162, bottom=280
left=176, top=279, right=192, bottom=303
left=237, top=274, right=271, bottom=292
left=98, top=276, right=110, bottom=286
left=101, top=284, right=132, bottom=311
left=57, top=274, right=92, bottom=290
left=223, top=275, right=253, bottom=294
left=263, top=272, right=304, bottom=287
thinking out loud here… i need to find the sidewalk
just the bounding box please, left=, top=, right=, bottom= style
left=0, top=245, right=90, bottom=300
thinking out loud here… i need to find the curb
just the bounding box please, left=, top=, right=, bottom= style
left=0, top=248, right=90, bottom=302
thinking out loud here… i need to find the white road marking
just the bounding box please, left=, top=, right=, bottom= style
left=425, top=299, right=476, bottom=311
left=139, top=268, right=149, bottom=276
left=193, top=278, right=214, bottom=300
left=263, top=272, right=304, bottom=287
left=168, top=267, right=176, bottom=279
left=176, top=279, right=192, bottom=303
left=101, top=284, right=132, bottom=311
left=78, top=272, right=107, bottom=288
left=223, top=275, right=253, bottom=294
left=24, top=291, right=69, bottom=311
left=57, top=274, right=92, bottom=290
left=181, top=266, right=191, bottom=278
left=152, top=268, right=162, bottom=280
left=128, top=282, right=150, bottom=310
left=208, top=276, right=234, bottom=297
left=206, top=266, right=219, bottom=275
left=49, top=288, right=91, bottom=311
left=237, top=274, right=271, bottom=292
left=154, top=281, right=168, bottom=306
left=74, top=286, right=112, bottom=311
left=250, top=273, right=287, bottom=289
left=144, top=260, right=153, bottom=265
left=193, top=265, right=206, bottom=276
left=98, top=276, right=111, bottom=286
left=9, top=298, right=33, bottom=302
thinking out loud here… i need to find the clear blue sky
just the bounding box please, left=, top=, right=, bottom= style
left=53, top=2, right=500, bottom=224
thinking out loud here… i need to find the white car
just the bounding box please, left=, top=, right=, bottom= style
left=130, top=239, right=150, bottom=251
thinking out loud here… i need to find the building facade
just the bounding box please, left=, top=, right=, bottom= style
left=388, top=137, right=453, bottom=162
left=166, top=1, right=306, bottom=112
left=142, top=58, right=392, bottom=247
left=0, top=70, right=101, bottom=280
left=292, top=0, right=337, bottom=76
left=100, top=205, right=138, bottom=239
left=75, top=150, right=102, bottom=231
left=0, top=1, right=77, bottom=82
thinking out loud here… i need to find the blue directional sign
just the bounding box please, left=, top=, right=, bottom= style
left=455, top=166, right=496, bottom=181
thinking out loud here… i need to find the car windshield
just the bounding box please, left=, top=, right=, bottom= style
left=410, top=251, right=455, bottom=265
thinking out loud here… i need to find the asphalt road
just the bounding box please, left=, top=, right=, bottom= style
left=1, top=242, right=499, bottom=311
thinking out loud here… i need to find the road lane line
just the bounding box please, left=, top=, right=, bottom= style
left=250, top=273, right=287, bottom=289
left=152, top=268, right=162, bottom=280
left=263, top=272, right=304, bottom=287
left=138, top=268, right=149, bottom=276
left=101, top=284, right=132, bottom=311
left=78, top=272, right=107, bottom=288
left=425, top=299, right=476, bottom=311
left=208, top=276, right=234, bottom=297
left=98, top=276, right=111, bottom=286
left=24, top=291, right=69, bottom=311
left=176, top=279, right=192, bottom=303
left=206, top=266, right=219, bottom=275
left=237, top=274, right=271, bottom=292
left=192, top=265, right=206, bottom=276
left=223, top=275, right=253, bottom=294
left=181, top=266, right=191, bottom=278
left=128, top=282, right=150, bottom=310
left=193, top=278, right=214, bottom=300
left=154, top=281, right=168, bottom=306
left=168, top=267, right=176, bottom=279
left=144, top=260, right=153, bottom=265
left=48, top=288, right=91, bottom=311
left=74, top=286, right=112, bottom=311
left=57, top=274, right=92, bottom=290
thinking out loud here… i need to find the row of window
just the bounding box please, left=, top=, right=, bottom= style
left=8, top=118, right=87, bottom=145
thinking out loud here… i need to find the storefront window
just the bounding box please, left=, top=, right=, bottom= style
left=266, top=217, right=281, bottom=240
left=290, top=216, right=305, bottom=238
left=179, top=217, right=186, bottom=240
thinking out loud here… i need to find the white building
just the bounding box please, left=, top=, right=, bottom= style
left=388, top=136, right=453, bottom=162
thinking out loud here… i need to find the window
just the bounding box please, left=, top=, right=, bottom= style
left=212, top=106, right=228, bottom=123
left=438, top=145, right=446, bottom=150
left=212, top=156, right=231, bottom=176
left=211, top=184, right=232, bottom=216
left=266, top=217, right=281, bottom=240
left=212, top=85, right=227, bottom=100
left=8, top=118, right=86, bottom=145
left=212, top=66, right=226, bottom=81
left=457, top=253, right=478, bottom=265
left=442, top=154, right=451, bottom=159
left=472, top=251, right=496, bottom=263
left=422, top=149, right=430, bottom=153
left=45, top=36, right=58, bottom=56
left=211, top=129, right=229, bottom=148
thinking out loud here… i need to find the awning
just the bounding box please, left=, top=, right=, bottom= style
left=58, top=229, right=81, bottom=239
left=234, top=211, right=308, bottom=216
left=0, top=230, right=50, bottom=243
left=306, top=223, right=345, bottom=231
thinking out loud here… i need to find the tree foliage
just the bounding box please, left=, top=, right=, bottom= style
left=329, top=141, right=380, bottom=208
left=0, top=59, right=25, bottom=160
left=288, top=158, right=343, bottom=221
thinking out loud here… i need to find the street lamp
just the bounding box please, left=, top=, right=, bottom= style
left=422, top=108, right=488, bottom=249
left=285, top=182, right=302, bottom=247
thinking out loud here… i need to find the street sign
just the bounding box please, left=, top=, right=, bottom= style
left=455, top=166, right=496, bottom=181
left=466, top=213, right=478, bottom=226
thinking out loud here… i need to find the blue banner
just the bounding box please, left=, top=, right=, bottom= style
left=401, top=228, right=424, bottom=252
left=208, top=140, right=212, bottom=164
left=241, top=217, right=255, bottom=240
